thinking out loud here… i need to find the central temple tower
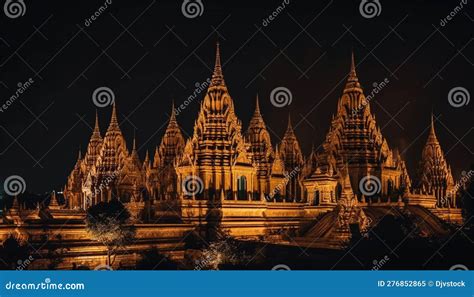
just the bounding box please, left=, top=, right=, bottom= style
left=175, top=43, right=257, bottom=201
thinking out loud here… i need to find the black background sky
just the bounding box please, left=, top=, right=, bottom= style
left=0, top=0, right=472, bottom=193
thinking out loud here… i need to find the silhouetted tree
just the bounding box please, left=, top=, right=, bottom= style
left=85, top=200, right=135, bottom=267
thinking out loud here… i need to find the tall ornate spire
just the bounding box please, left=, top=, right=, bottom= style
left=279, top=116, right=304, bottom=200
left=285, top=113, right=295, bottom=136
left=254, top=94, right=261, bottom=116
left=156, top=102, right=185, bottom=169
left=167, top=100, right=180, bottom=131
left=107, top=103, right=120, bottom=131
left=280, top=113, right=304, bottom=169
left=419, top=114, right=455, bottom=206
left=94, top=101, right=128, bottom=177
left=132, top=134, right=137, bottom=152
left=210, top=41, right=225, bottom=87
left=176, top=43, right=255, bottom=198
left=427, top=112, right=439, bottom=145
left=82, top=111, right=103, bottom=172
left=143, top=150, right=150, bottom=168
left=343, top=50, right=362, bottom=94
left=130, top=134, right=141, bottom=166
left=246, top=94, right=273, bottom=180
left=93, top=110, right=101, bottom=136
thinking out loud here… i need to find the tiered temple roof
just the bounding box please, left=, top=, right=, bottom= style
left=279, top=115, right=304, bottom=170
left=177, top=42, right=252, bottom=169
left=94, top=103, right=129, bottom=178
left=245, top=95, right=274, bottom=178
left=155, top=103, right=185, bottom=171
left=418, top=114, right=455, bottom=205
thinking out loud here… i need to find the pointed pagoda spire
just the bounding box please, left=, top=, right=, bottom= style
left=155, top=102, right=185, bottom=170
left=153, top=146, right=160, bottom=168
left=343, top=50, right=362, bottom=93
left=285, top=113, right=294, bottom=134
left=107, top=102, right=120, bottom=131
left=132, top=134, right=137, bottom=152
left=130, top=133, right=140, bottom=165
left=349, top=50, right=357, bottom=80
left=427, top=112, right=439, bottom=144
left=170, top=100, right=177, bottom=121
left=274, top=144, right=280, bottom=157
left=144, top=150, right=149, bottom=163
left=254, top=94, right=261, bottom=115
left=77, top=147, right=82, bottom=160
left=93, top=110, right=101, bottom=136
left=167, top=100, right=179, bottom=128
left=210, top=41, right=225, bottom=87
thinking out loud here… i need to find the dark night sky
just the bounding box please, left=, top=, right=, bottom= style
left=0, top=0, right=472, bottom=192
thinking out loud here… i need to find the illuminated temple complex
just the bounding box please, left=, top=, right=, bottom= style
left=0, top=43, right=463, bottom=268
